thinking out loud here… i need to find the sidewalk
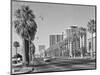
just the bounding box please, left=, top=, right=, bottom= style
left=12, top=66, right=34, bottom=74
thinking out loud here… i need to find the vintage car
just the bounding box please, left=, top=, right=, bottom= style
left=12, top=54, right=23, bottom=67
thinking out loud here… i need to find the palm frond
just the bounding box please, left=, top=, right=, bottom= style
left=87, top=19, right=96, bottom=33
left=14, top=5, right=37, bottom=40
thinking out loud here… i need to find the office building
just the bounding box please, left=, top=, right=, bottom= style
left=50, top=34, right=63, bottom=46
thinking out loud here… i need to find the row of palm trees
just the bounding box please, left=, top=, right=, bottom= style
left=71, top=20, right=96, bottom=58
left=69, top=27, right=86, bottom=58
left=74, top=19, right=96, bottom=58
left=71, top=19, right=96, bottom=58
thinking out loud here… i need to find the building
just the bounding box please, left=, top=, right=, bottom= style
left=50, top=34, right=63, bottom=47
left=46, top=25, right=87, bottom=58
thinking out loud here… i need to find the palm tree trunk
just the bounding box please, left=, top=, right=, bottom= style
left=80, top=36, right=83, bottom=58
left=70, top=42, right=72, bottom=58
left=22, top=39, right=30, bottom=65
left=16, top=47, right=17, bottom=62
left=91, top=33, right=93, bottom=57
left=29, top=39, right=32, bottom=65
left=22, top=39, right=26, bottom=65
left=16, top=47, right=17, bottom=55
left=81, top=37, right=83, bottom=58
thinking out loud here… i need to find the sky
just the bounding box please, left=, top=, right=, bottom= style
left=12, top=1, right=95, bottom=55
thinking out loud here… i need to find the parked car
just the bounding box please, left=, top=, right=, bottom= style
left=12, top=54, right=23, bottom=67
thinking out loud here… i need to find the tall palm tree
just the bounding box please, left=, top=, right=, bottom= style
left=87, top=19, right=96, bottom=57
left=14, top=5, right=37, bottom=65
left=79, top=27, right=86, bottom=57
left=72, top=32, right=80, bottom=57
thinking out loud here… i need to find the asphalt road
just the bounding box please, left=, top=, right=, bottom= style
left=29, top=58, right=96, bottom=73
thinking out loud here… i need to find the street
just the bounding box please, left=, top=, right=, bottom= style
left=12, top=57, right=96, bottom=74
left=29, top=58, right=96, bottom=73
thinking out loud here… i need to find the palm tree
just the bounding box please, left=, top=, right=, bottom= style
left=72, top=33, right=79, bottom=58
left=87, top=19, right=96, bottom=57
left=13, top=41, right=20, bottom=55
left=14, top=5, right=37, bottom=65
left=79, top=27, right=86, bottom=57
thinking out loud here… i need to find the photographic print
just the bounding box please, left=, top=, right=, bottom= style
left=11, top=0, right=96, bottom=74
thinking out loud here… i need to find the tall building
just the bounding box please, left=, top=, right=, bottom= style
left=50, top=34, right=63, bottom=46
left=66, top=25, right=79, bottom=50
